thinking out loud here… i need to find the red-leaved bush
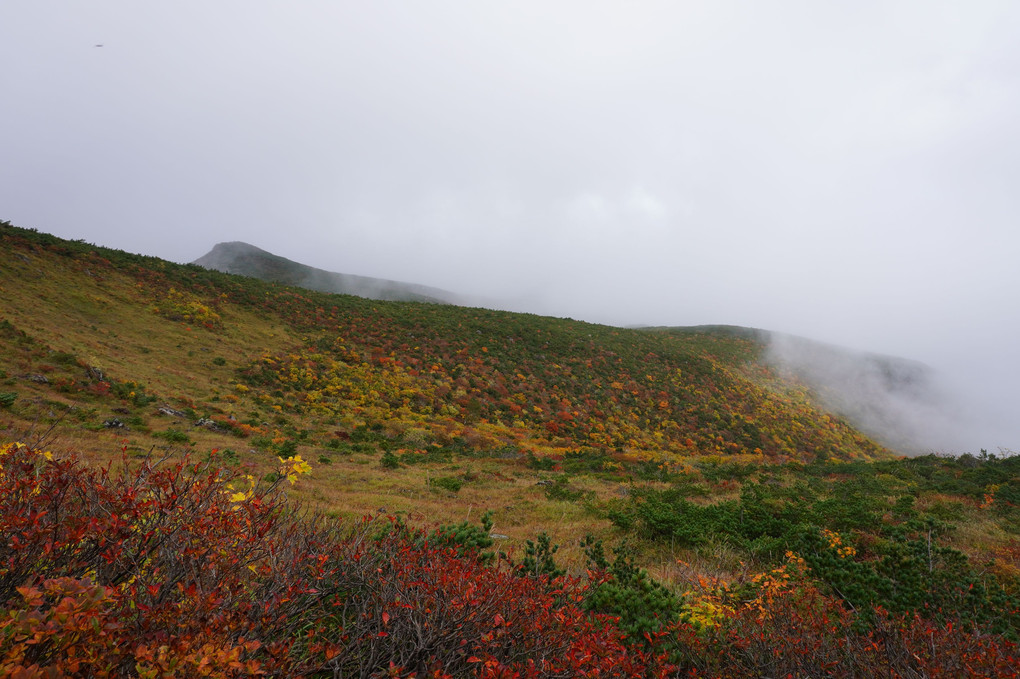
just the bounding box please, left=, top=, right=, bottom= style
left=0, top=442, right=668, bottom=677
left=4, top=440, right=1019, bottom=678
left=668, top=553, right=1020, bottom=678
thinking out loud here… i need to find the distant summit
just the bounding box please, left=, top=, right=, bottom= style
left=192, top=242, right=461, bottom=305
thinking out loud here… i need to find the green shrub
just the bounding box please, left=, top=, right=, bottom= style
left=526, top=453, right=556, bottom=471
left=431, top=476, right=463, bottom=493
left=276, top=439, right=298, bottom=456
left=0, top=392, right=16, bottom=408
left=47, top=351, right=79, bottom=366
left=214, top=448, right=241, bottom=466
left=110, top=381, right=156, bottom=407
left=518, top=532, right=564, bottom=578
left=432, top=511, right=495, bottom=562
left=154, top=428, right=190, bottom=444
left=561, top=449, right=612, bottom=474
left=580, top=536, right=681, bottom=642
left=323, top=438, right=352, bottom=453
left=544, top=475, right=589, bottom=502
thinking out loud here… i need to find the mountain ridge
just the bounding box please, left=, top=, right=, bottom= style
left=193, top=240, right=462, bottom=305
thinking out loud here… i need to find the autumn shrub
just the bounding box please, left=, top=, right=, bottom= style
left=109, top=379, right=157, bottom=407
left=401, top=446, right=454, bottom=465
left=668, top=552, right=1020, bottom=678
left=148, top=287, right=221, bottom=329
left=0, top=442, right=670, bottom=677
left=670, top=553, right=866, bottom=676
left=0, top=442, right=323, bottom=675
left=615, top=465, right=1020, bottom=630
left=208, top=414, right=249, bottom=437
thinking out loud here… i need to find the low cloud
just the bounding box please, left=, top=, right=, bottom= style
left=764, top=333, right=990, bottom=455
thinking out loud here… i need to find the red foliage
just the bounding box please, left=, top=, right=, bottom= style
left=0, top=442, right=668, bottom=677
left=667, top=566, right=1020, bottom=678
left=88, top=380, right=111, bottom=397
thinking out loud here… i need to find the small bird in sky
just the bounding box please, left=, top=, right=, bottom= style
left=94, top=44, right=103, bottom=48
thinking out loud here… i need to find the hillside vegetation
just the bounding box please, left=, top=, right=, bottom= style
left=2, top=221, right=1020, bottom=676
left=0, top=224, right=884, bottom=462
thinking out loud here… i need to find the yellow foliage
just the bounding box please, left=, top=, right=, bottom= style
left=820, top=528, right=857, bottom=558
left=150, top=287, right=222, bottom=327
left=278, top=455, right=312, bottom=485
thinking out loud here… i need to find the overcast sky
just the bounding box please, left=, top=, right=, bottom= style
left=2, top=1, right=1018, bottom=452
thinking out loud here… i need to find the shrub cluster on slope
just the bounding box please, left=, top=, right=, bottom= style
left=609, top=453, right=1020, bottom=638
left=0, top=221, right=886, bottom=465
left=5, top=223, right=1019, bottom=676
left=3, top=441, right=1020, bottom=677
left=0, top=442, right=666, bottom=677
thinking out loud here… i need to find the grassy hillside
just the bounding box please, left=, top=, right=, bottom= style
left=0, top=222, right=884, bottom=544
left=3, top=221, right=1020, bottom=675
left=0, top=223, right=883, bottom=461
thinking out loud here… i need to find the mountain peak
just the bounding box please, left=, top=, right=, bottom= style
left=193, top=242, right=461, bottom=305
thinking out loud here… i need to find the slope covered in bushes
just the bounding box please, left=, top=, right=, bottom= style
left=0, top=441, right=668, bottom=676
left=0, top=221, right=884, bottom=467
left=3, top=441, right=1019, bottom=677
left=5, top=222, right=1020, bottom=675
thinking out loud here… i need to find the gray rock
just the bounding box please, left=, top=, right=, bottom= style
left=157, top=405, right=187, bottom=418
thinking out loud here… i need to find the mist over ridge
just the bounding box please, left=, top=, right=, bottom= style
left=193, top=239, right=1005, bottom=457
left=764, top=333, right=965, bottom=455
left=3, top=2, right=1018, bottom=458
left=193, top=241, right=463, bottom=305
